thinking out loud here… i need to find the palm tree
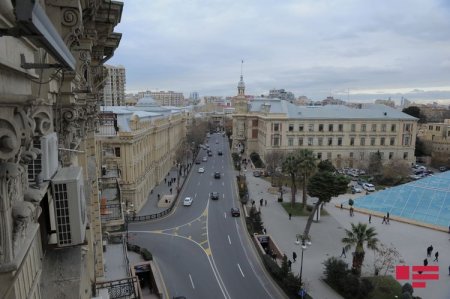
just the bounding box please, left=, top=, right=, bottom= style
left=342, top=222, right=379, bottom=276
left=297, top=149, right=317, bottom=210
left=282, top=153, right=299, bottom=208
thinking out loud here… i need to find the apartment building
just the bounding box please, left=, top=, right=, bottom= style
left=103, top=64, right=126, bottom=106
left=232, top=98, right=418, bottom=169
left=418, top=120, right=450, bottom=166
left=138, top=90, right=185, bottom=106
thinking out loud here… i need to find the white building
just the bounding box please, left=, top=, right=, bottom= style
left=103, top=65, right=126, bottom=106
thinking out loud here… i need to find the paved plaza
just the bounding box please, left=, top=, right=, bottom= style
left=244, top=171, right=450, bottom=299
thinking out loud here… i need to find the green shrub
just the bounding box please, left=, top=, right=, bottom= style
left=348, top=199, right=354, bottom=206
left=402, top=283, right=414, bottom=295
left=341, top=274, right=360, bottom=298
left=283, top=272, right=302, bottom=296
left=262, top=254, right=282, bottom=281
left=250, top=152, right=265, bottom=168
left=323, top=257, right=348, bottom=286
left=141, top=248, right=153, bottom=261
left=400, top=293, right=413, bottom=299
left=358, top=278, right=374, bottom=299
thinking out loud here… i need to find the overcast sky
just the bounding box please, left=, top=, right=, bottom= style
left=109, top=0, right=450, bottom=103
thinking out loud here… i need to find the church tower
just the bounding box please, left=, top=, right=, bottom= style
left=233, top=60, right=248, bottom=113
left=232, top=60, right=248, bottom=153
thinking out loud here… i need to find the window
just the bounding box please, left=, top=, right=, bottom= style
left=360, top=152, right=365, bottom=160
left=308, top=124, right=314, bottom=132
left=252, top=119, right=258, bottom=127
left=391, top=124, right=396, bottom=132
left=390, top=137, right=395, bottom=146
left=317, top=152, right=322, bottom=159
left=360, top=137, right=365, bottom=146
left=389, top=152, right=394, bottom=159
left=288, top=138, right=293, bottom=146
left=273, top=123, right=280, bottom=131
left=319, top=124, right=324, bottom=132
left=272, top=135, right=280, bottom=146
left=115, top=147, right=121, bottom=157
left=338, top=137, right=342, bottom=146
left=308, top=137, right=313, bottom=146
left=327, top=152, right=332, bottom=160
left=328, top=137, right=333, bottom=146
left=371, top=124, right=377, bottom=132
left=403, top=152, right=408, bottom=159
left=351, top=124, right=356, bottom=132
left=403, top=136, right=410, bottom=146
left=338, top=124, right=343, bottom=132
left=380, top=137, right=385, bottom=146
left=299, top=124, right=304, bottom=131
left=298, top=138, right=303, bottom=146
left=361, top=124, right=366, bottom=132
left=328, top=124, right=333, bottom=132
left=318, top=137, right=323, bottom=146
left=371, top=138, right=376, bottom=146
left=436, top=126, right=441, bottom=132
left=404, top=123, right=411, bottom=132
left=429, top=125, right=433, bottom=130
left=381, top=124, right=386, bottom=132
left=350, top=137, right=355, bottom=146
left=349, top=152, right=353, bottom=158
left=289, top=124, right=294, bottom=132
left=252, top=129, right=258, bottom=138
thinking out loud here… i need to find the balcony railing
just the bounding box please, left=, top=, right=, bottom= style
left=95, top=277, right=140, bottom=299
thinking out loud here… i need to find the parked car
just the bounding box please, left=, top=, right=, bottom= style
left=183, top=197, right=193, bottom=206
left=218, top=151, right=223, bottom=156
left=253, top=171, right=261, bottom=177
left=198, top=167, right=205, bottom=173
left=195, top=160, right=201, bottom=164
left=215, top=140, right=219, bottom=144
left=231, top=207, right=240, bottom=217
left=210, top=192, right=219, bottom=200
left=351, top=185, right=363, bottom=194
left=214, top=172, right=221, bottom=179
left=208, top=151, right=213, bottom=157
left=202, top=156, right=208, bottom=162
left=409, top=174, right=422, bottom=180
left=439, top=166, right=447, bottom=172
left=362, top=183, right=375, bottom=192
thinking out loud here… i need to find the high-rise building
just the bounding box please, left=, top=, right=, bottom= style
left=103, top=64, right=126, bottom=106
left=268, top=89, right=295, bottom=102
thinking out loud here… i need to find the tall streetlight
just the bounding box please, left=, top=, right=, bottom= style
left=296, top=235, right=311, bottom=298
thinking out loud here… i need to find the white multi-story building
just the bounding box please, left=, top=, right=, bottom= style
left=138, top=90, right=185, bottom=106
left=103, top=65, right=126, bottom=106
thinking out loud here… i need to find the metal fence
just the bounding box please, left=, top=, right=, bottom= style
left=95, top=277, right=139, bottom=299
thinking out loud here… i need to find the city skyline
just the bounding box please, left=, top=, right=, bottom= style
left=110, top=0, right=450, bottom=104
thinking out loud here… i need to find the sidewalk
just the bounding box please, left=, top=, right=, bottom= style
left=137, top=164, right=191, bottom=216
left=244, top=172, right=450, bottom=299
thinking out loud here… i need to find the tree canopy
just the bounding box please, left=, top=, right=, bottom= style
left=402, top=106, right=427, bottom=123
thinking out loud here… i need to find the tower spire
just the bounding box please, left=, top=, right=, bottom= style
left=238, top=59, right=245, bottom=96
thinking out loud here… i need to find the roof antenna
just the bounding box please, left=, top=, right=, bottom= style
left=241, top=59, right=243, bottom=77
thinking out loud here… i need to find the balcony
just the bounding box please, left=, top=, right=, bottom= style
left=100, top=176, right=124, bottom=229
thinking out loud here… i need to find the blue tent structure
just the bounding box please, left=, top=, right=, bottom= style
left=354, top=171, right=450, bottom=229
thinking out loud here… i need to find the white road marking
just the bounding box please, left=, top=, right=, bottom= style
left=228, top=235, right=231, bottom=245
left=223, top=194, right=225, bottom=199
left=198, top=182, right=200, bottom=185
left=222, top=182, right=225, bottom=186
left=224, top=212, right=227, bottom=218
left=195, top=193, right=197, bottom=198
left=237, top=264, right=245, bottom=277
left=189, top=274, right=195, bottom=289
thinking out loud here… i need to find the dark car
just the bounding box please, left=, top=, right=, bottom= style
left=218, top=151, right=223, bottom=156
left=210, top=192, right=219, bottom=200
left=195, top=160, right=201, bottom=164
left=214, top=172, right=221, bottom=179
left=208, top=151, right=213, bottom=157
left=231, top=207, right=240, bottom=217
left=253, top=171, right=261, bottom=177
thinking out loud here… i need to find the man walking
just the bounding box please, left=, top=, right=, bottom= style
left=386, top=212, right=390, bottom=224
left=369, top=214, right=372, bottom=223
left=265, top=199, right=267, bottom=206
left=382, top=216, right=387, bottom=224
left=288, top=259, right=292, bottom=271
left=340, top=247, right=346, bottom=258
left=434, top=251, right=439, bottom=262
left=293, top=251, right=297, bottom=262
left=289, top=212, right=292, bottom=220
left=260, top=198, right=263, bottom=206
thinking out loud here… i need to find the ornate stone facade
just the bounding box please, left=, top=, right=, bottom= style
left=0, top=1, right=122, bottom=298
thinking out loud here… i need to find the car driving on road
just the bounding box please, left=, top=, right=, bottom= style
left=214, top=172, right=221, bottom=179
left=210, top=192, right=219, bottom=200
left=231, top=207, right=240, bottom=217
left=183, top=197, right=193, bottom=206
left=198, top=167, right=205, bottom=173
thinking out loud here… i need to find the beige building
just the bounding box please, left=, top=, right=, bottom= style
left=138, top=90, right=185, bottom=107
left=231, top=79, right=418, bottom=168
left=103, top=64, right=126, bottom=106
left=0, top=1, right=122, bottom=298
left=418, top=120, right=450, bottom=166
left=97, top=97, right=188, bottom=212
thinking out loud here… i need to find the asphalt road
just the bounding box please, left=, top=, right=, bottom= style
left=129, top=132, right=285, bottom=299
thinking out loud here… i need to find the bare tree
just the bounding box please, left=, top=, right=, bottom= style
left=373, top=243, right=403, bottom=276
left=186, top=118, right=208, bottom=160
left=380, top=159, right=411, bottom=186
left=265, top=151, right=285, bottom=185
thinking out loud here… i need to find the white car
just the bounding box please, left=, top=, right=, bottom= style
left=183, top=197, right=193, bottom=206
left=198, top=167, right=205, bottom=173
left=202, top=156, right=208, bottom=162
left=363, top=183, right=375, bottom=192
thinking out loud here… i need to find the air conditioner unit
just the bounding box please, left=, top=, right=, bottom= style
left=28, top=132, right=59, bottom=181
left=51, top=166, right=87, bottom=247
